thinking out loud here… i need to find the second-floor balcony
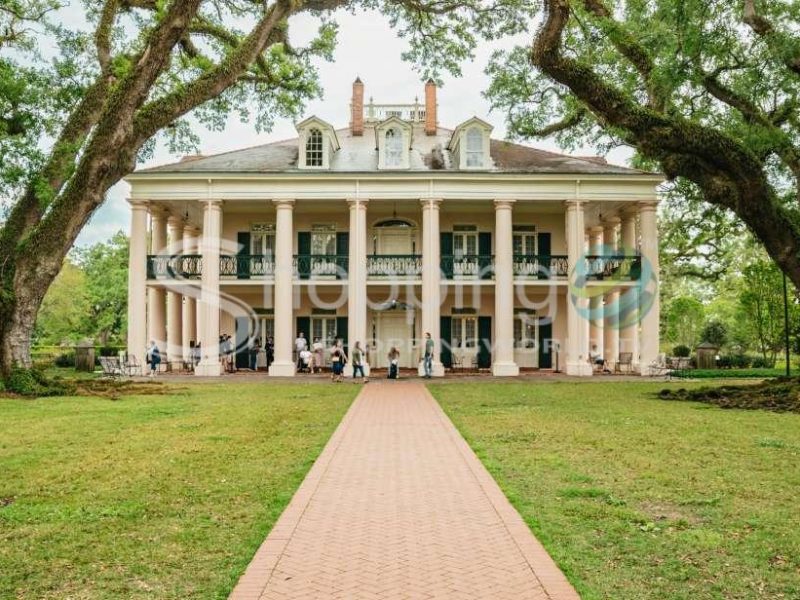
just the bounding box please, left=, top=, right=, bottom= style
left=146, top=253, right=642, bottom=282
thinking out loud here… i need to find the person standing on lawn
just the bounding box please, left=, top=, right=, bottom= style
left=146, top=341, right=161, bottom=377
left=423, top=332, right=434, bottom=378
left=351, top=341, right=367, bottom=383
left=387, top=346, right=400, bottom=379
left=330, top=339, right=347, bottom=383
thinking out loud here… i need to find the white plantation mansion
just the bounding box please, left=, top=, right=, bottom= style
left=125, top=78, right=662, bottom=377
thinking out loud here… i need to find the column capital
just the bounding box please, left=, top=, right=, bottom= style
left=420, top=197, right=442, bottom=210
left=638, top=200, right=659, bottom=212
left=564, top=199, right=583, bottom=210
left=150, top=204, right=170, bottom=218
left=182, top=224, right=200, bottom=235
left=587, top=225, right=605, bottom=235
left=272, top=198, right=295, bottom=209
left=620, top=204, right=640, bottom=218
left=127, top=198, right=149, bottom=210
left=203, top=199, right=224, bottom=210
left=346, top=197, right=369, bottom=209
left=167, top=214, right=184, bottom=227
left=601, top=216, right=621, bottom=227
left=493, top=199, right=516, bottom=210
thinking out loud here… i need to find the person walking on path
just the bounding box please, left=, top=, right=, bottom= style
left=351, top=341, right=368, bottom=383
left=146, top=341, right=161, bottom=377
left=387, top=346, right=400, bottom=379
left=265, top=337, right=274, bottom=369
left=422, top=332, right=434, bottom=379
left=330, top=339, right=347, bottom=383
left=312, top=337, right=324, bottom=373
left=249, top=336, right=261, bottom=371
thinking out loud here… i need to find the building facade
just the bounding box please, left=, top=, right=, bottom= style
left=125, top=79, right=663, bottom=377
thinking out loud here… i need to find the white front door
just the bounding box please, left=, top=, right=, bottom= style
left=375, top=312, right=416, bottom=368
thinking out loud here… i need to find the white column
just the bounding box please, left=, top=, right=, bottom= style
left=269, top=199, right=296, bottom=376
left=620, top=209, right=640, bottom=370
left=602, top=217, right=621, bottom=366
left=166, top=215, right=183, bottom=363
left=565, top=201, right=592, bottom=376
left=638, top=201, right=660, bottom=375
left=492, top=199, right=519, bottom=376
left=127, top=200, right=148, bottom=375
left=420, top=198, right=445, bottom=376
left=588, top=225, right=604, bottom=359
left=147, top=207, right=167, bottom=351
left=195, top=200, right=223, bottom=376
left=181, top=225, right=198, bottom=362
left=347, top=198, right=369, bottom=373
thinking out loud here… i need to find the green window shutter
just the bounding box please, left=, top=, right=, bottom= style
left=440, top=316, right=452, bottom=368
left=336, top=316, right=348, bottom=355
left=538, top=319, right=553, bottom=369
left=478, top=231, right=492, bottom=280
left=477, top=316, right=492, bottom=368
left=440, top=232, right=453, bottom=279
left=235, top=316, right=250, bottom=369
left=297, top=231, right=311, bottom=280
left=336, top=232, right=349, bottom=280
left=237, top=232, right=250, bottom=280
left=537, top=232, right=551, bottom=280
left=296, top=316, right=311, bottom=350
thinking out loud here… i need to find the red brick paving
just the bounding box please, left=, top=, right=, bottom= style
left=229, top=381, right=580, bottom=599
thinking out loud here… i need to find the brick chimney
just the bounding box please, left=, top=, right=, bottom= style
left=424, top=79, right=437, bottom=136
left=350, top=76, right=364, bottom=136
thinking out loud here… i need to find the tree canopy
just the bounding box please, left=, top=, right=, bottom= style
left=487, top=0, right=800, bottom=288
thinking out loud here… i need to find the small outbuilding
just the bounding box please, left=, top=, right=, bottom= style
left=695, top=342, right=719, bottom=369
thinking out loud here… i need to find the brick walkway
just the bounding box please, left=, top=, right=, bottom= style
left=230, top=382, right=580, bottom=600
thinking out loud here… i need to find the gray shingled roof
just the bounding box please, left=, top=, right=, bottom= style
left=137, top=124, right=649, bottom=175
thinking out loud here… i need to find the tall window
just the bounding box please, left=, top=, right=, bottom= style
left=453, top=225, right=478, bottom=256
left=513, top=226, right=537, bottom=256
left=466, top=127, right=483, bottom=167
left=251, top=224, right=275, bottom=257
left=385, top=128, right=403, bottom=167
left=311, top=224, right=336, bottom=255
left=311, top=316, right=337, bottom=347
left=514, top=312, right=537, bottom=349
left=452, top=316, right=477, bottom=349
left=306, top=128, right=323, bottom=166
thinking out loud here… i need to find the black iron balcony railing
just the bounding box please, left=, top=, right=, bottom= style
left=512, top=254, right=569, bottom=279
left=147, top=254, right=203, bottom=279
left=293, top=254, right=348, bottom=279
left=146, top=254, right=275, bottom=279
left=440, top=254, right=494, bottom=280
left=220, top=255, right=275, bottom=279
left=584, top=255, right=641, bottom=281
left=367, top=254, right=423, bottom=278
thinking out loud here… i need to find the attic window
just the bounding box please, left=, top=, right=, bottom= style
left=385, top=128, right=402, bottom=167
left=466, top=127, right=483, bottom=167
left=306, top=128, right=323, bottom=167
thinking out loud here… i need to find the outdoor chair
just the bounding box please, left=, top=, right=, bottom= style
left=647, top=353, right=671, bottom=378
left=123, top=355, right=140, bottom=376
left=99, top=356, right=123, bottom=379
left=615, top=352, right=633, bottom=374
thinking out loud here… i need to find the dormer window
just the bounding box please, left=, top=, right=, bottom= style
left=448, top=117, right=493, bottom=170
left=295, top=116, right=339, bottom=169
left=306, top=128, right=323, bottom=167
left=375, top=116, right=412, bottom=170
left=466, top=127, right=483, bottom=167
left=385, top=129, right=403, bottom=167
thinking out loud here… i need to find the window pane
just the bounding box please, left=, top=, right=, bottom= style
left=466, top=235, right=477, bottom=255
left=452, top=319, right=462, bottom=348
left=385, top=128, right=403, bottom=167
left=306, top=128, right=323, bottom=166
left=465, top=318, right=476, bottom=348
left=513, top=319, right=522, bottom=348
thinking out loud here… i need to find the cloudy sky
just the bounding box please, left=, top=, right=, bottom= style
left=76, top=9, right=631, bottom=247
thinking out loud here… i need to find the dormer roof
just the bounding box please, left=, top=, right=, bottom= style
left=374, top=115, right=413, bottom=150
left=295, top=116, right=340, bottom=151
left=447, top=116, right=493, bottom=151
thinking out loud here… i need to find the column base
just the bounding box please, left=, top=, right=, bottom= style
left=195, top=359, right=222, bottom=377
left=565, top=362, right=594, bottom=377
left=491, top=361, right=520, bottom=377
left=269, top=361, right=296, bottom=377
left=417, top=361, right=445, bottom=377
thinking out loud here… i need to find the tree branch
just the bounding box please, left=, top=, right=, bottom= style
left=743, top=0, right=800, bottom=76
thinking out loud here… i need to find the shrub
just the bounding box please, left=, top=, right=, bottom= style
left=752, top=356, right=776, bottom=369
left=54, top=352, right=75, bottom=368
left=672, top=345, right=691, bottom=357
left=716, top=355, right=733, bottom=369
left=730, top=354, right=753, bottom=369
left=700, top=320, right=728, bottom=347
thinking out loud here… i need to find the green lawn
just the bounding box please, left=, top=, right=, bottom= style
left=0, top=383, right=357, bottom=599
left=431, top=381, right=800, bottom=600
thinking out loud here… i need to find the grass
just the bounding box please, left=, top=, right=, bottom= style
left=0, top=382, right=357, bottom=599
left=671, top=368, right=785, bottom=379
left=431, top=381, right=800, bottom=600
